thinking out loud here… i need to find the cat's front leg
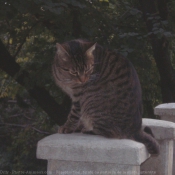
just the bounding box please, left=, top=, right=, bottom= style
left=58, top=101, right=81, bottom=134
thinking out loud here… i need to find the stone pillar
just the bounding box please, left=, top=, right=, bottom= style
left=154, top=103, right=175, bottom=122
left=37, top=133, right=149, bottom=175
left=141, top=118, right=175, bottom=175
left=154, top=103, right=175, bottom=174
left=36, top=118, right=175, bottom=175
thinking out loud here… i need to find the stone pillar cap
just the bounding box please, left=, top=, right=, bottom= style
left=143, top=118, right=175, bottom=140
left=37, top=133, right=149, bottom=165
left=154, top=103, right=175, bottom=116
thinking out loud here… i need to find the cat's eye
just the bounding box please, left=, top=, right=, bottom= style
left=69, top=71, right=78, bottom=76
left=58, top=66, right=69, bottom=72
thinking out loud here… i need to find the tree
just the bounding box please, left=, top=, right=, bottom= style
left=139, top=0, right=175, bottom=102
left=0, top=40, right=70, bottom=125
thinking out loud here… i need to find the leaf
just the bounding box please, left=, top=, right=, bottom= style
left=161, top=20, right=168, bottom=25
left=129, top=8, right=141, bottom=15
left=163, top=32, right=173, bottom=38
left=155, top=16, right=161, bottom=20
left=63, top=0, right=86, bottom=8
left=42, top=5, right=64, bottom=15
left=99, top=0, right=109, bottom=2
left=153, top=22, right=160, bottom=27
left=152, top=27, right=159, bottom=31
left=34, top=0, right=54, bottom=5
left=109, top=3, right=115, bottom=9
left=99, top=0, right=109, bottom=6
left=128, top=32, right=139, bottom=36
left=147, top=32, right=153, bottom=36
left=120, top=51, right=128, bottom=57
left=147, top=17, right=154, bottom=20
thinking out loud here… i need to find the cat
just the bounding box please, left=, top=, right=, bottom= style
left=52, top=39, right=160, bottom=155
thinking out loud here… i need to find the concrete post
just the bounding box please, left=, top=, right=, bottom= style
left=36, top=118, right=175, bottom=175
left=37, top=133, right=149, bottom=175
left=154, top=103, right=175, bottom=174
left=141, top=118, right=175, bottom=175
left=154, top=103, right=175, bottom=122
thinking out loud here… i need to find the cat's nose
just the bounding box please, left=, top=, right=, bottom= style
left=78, top=75, right=87, bottom=83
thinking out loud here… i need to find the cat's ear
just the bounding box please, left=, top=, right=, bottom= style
left=85, top=43, right=97, bottom=58
left=56, top=43, right=70, bottom=61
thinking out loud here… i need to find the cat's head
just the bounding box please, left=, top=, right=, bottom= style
left=54, top=39, right=96, bottom=85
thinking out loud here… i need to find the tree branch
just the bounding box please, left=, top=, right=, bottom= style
left=31, top=127, right=50, bottom=134
left=0, top=123, right=29, bottom=127
left=0, top=40, right=71, bottom=125
left=0, top=123, right=50, bottom=134
left=13, top=22, right=39, bottom=58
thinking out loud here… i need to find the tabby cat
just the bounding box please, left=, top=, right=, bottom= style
left=52, top=39, right=159, bottom=155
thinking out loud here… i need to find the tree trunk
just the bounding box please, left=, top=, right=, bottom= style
left=139, top=0, right=175, bottom=102
left=0, top=40, right=71, bottom=125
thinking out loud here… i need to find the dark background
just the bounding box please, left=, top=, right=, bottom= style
left=0, top=0, right=175, bottom=173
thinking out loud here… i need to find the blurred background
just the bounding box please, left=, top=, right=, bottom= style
left=0, top=0, right=175, bottom=173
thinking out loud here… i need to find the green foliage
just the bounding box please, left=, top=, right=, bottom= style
left=0, top=96, right=56, bottom=173
left=0, top=0, right=175, bottom=172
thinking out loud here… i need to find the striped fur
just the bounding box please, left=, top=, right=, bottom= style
left=52, top=39, right=160, bottom=155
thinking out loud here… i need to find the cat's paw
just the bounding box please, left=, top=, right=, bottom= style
left=58, top=125, right=74, bottom=134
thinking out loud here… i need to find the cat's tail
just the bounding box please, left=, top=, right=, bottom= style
left=134, top=126, right=160, bottom=155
